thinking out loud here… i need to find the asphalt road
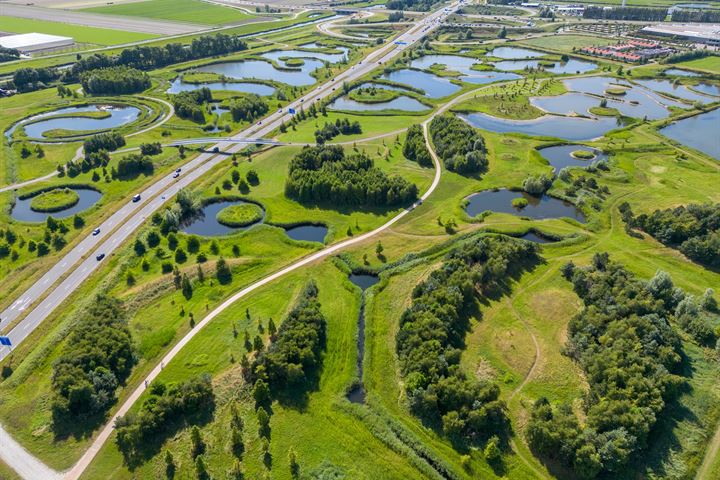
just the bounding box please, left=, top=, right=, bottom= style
left=0, top=3, right=209, bottom=34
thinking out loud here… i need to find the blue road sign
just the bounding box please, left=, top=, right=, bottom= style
left=0, top=337, right=11, bottom=346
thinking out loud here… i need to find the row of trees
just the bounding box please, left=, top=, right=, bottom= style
left=285, top=145, right=418, bottom=207
left=527, top=255, right=699, bottom=478
left=51, top=296, right=134, bottom=433
left=11, top=33, right=247, bottom=92
left=583, top=6, right=668, bottom=21
left=429, top=114, right=488, bottom=174
left=173, top=88, right=213, bottom=123
left=115, top=375, right=215, bottom=465
left=80, top=66, right=151, bottom=95
left=314, top=118, right=361, bottom=144
left=229, top=94, right=269, bottom=123
left=403, top=124, right=432, bottom=167
left=671, top=9, right=720, bottom=22
left=398, top=236, right=539, bottom=444
left=248, top=281, right=326, bottom=391
left=621, top=202, right=719, bottom=268
left=386, top=0, right=439, bottom=11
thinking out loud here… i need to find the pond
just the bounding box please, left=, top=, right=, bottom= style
left=196, top=58, right=324, bottom=86
left=486, top=46, right=545, bottom=59
left=537, top=144, right=608, bottom=170
left=284, top=224, right=328, bottom=243
left=464, top=189, right=585, bottom=222
left=349, top=273, right=380, bottom=290
left=409, top=54, right=521, bottom=85
left=689, top=82, right=720, bottom=97
left=531, top=90, right=672, bottom=120
left=460, top=112, right=620, bottom=141
left=6, top=105, right=141, bottom=139
left=12, top=188, right=102, bottom=222
left=166, top=77, right=276, bottom=95
left=664, top=68, right=701, bottom=77
left=636, top=78, right=716, bottom=104
left=262, top=46, right=350, bottom=65
left=518, top=231, right=557, bottom=243
left=493, top=58, right=597, bottom=75
left=660, top=108, right=720, bottom=160
left=382, top=69, right=460, bottom=98
left=328, top=95, right=429, bottom=112
left=181, top=200, right=264, bottom=236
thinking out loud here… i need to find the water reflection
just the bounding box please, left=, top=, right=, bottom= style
left=464, top=189, right=585, bottom=222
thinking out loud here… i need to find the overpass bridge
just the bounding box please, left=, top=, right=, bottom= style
left=167, top=137, right=284, bottom=147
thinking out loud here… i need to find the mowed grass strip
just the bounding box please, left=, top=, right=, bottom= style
left=0, top=16, right=158, bottom=45
left=82, top=0, right=253, bottom=25
left=675, top=56, right=720, bottom=75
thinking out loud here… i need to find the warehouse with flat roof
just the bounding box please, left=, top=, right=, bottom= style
left=641, top=23, right=720, bottom=46
left=0, top=33, right=74, bottom=54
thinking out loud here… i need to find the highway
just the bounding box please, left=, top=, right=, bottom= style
left=0, top=0, right=460, bottom=362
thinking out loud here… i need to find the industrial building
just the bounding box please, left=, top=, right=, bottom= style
left=641, top=23, right=720, bottom=46
left=0, top=33, right=74, bottom=54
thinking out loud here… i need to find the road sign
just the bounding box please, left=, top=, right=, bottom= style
left=394, top=41, right=407, bottom=45
left=288, top=108, right=296, bottom=114
left=0, top=337, right=11, bottom=346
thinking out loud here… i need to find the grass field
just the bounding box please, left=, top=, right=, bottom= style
left=82, top=0, right=255, bottom=25
left=0, top=16, right=158, bottom=45
left=519, top=34, right=618, bottom=53
left=674, top=56, right=720, bottom=75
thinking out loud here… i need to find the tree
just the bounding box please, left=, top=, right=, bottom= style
left=227, top=459, right=244, bottom=480
left=133, top=239, right=146, bottom=256
left=182, top=274, right=193, bottom=299
left=253, top=379, right=270, bottom=406
left=289, top=448, right=300, bottom=478
left=165, top=450, right=176, bottom=479
left=257, top=407, right=270, bottom=438
left=194, top=455, right=209, bottom=480
left=498, top=26, right=507, bottom=39
left=216, top=257, right=232, bottom=284
left=230, top=426, right=244, bottom=458
left=190, top=426, right=205, bottom=458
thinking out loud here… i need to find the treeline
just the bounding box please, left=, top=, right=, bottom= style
left=386, top=0, right=438, bottom=11
left=248, top=281, right=326, bottom=391
left=621, top=202, right=719, bottom=268
left=51, top=296, right=134, bottom=432
left=285, top=145, right=418, bottom=207
left=314, top=117, right=361, bottom=144
left=115, top=375, right=215, bottom=465
left=230, top=94, right=269, bottom=122
left=0, top=47, right=20, bottom=63
left=398, top=236, right=539, bottom=443
left=80, top=66, right=151, bottom=95
left=403, top=124, right=432, bottom=167
left=671, top=9, right=720, bottom=22
left=583, top=6, right=668, bottom=21
left=662, top=50, right=713, bottom=64
left=527, top=255, right=695, bottom=478
left=173, top=88, right=212, bottom=123
left=11, top=33, right=247, bottom=93
left=429, top=114, right=488, bottom=174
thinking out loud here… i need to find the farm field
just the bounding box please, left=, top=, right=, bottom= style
left=81, top=0, right=257, bottom=25
left=0, top=16, right=158, bottom=45
left=0, top=3, right=719, bottom=480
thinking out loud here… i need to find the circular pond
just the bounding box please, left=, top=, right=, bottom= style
left=6, top=104, right=141, bottom=140
left=181, top=200, right=265, bottom=236
left=538, top=145, right=608, bottom=170
left=12, top=187, right=102, bottom=222
left=464, top=189, right=585, bottom=222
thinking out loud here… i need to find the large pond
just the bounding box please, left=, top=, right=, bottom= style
left=636, top=78, right=717, bottom=104
left=660, top=108, right=720, bottom=160
left=664, top=68, right=700, bottom=77
left=328, top=95, right=429, bottom=112
left=284, top=224, right=328, bottom=243
left=262, top=46, right=350, bottom=65
left=493, top=58, right=597, bottom=75
left=538, top=144, right=608, bottom=170
left=6, top=105, right=140, bottom=139
left=382, top=69, right=460, bottom=98
left=486, top=46, right=545, bottom=59
left=167, top=77, right=276, bottom=95
left=181, top=200, right=264, bottom=236
left=461, top=112, right=620, bottom=141
left=465, top=189, right=585, bottom=222
left=12, top=188, right=102, bottom=222
left=409, top=54, right=521, bottom=85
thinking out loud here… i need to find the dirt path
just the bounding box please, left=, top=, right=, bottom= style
left=697, top=421, right=720, bottom=479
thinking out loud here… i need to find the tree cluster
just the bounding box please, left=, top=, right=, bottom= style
left=84, top=132, right=126, bottom=156
left=285, top=145, right=418, bottom=207
left=621, top=202, right=719, bottom=268
left=429, top=114, right=487, bottom=174
left=583, top=6, right=667, bottom=21
left=80, top=66, right=150, bottom=94
left=140, top=142, right=162, bottom=156
left=671, top=9, right=720, bottom=22
left=115, top=375, right=215, bottom=465
left=386, top=0, right=438, bottom=11
left=0, top=47, right=20, bottom=63
left=527, top=255, right=695, bottom=478
left=173, top=87, right=212, bottom=123
left=398, top=236, right=539, bottom=443
left=249, top=281, right=327, bottom=391
left=117, top=153, right=154, bottom=178
left=522, top=174, right=554, bottom=195
left=402, top=124, right=433, bottom=167
left=51, top=296, right=134, bottom=430
left=229, top=94, right=269, bottom=122
left=662, top=50, right=712, bottom=65
left=314, top=118, right=361, bottom=144
left=12, top=67, right=60, bottom=93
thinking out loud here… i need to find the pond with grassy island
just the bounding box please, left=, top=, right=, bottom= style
left=215, top=202, right=264, bottom=227
left=12, top=187, right=102, bottom=222
left=29, top=188, right=80, bottom=213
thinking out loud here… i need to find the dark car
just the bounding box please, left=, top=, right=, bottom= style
left=92, top=228, right=100, bottom=236
left=96, top=253, right=105, bottom=261
left=132, top=194, right=141, bottom=202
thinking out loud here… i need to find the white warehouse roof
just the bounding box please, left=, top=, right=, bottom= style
left=0, top=33, right=74, bottom=52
